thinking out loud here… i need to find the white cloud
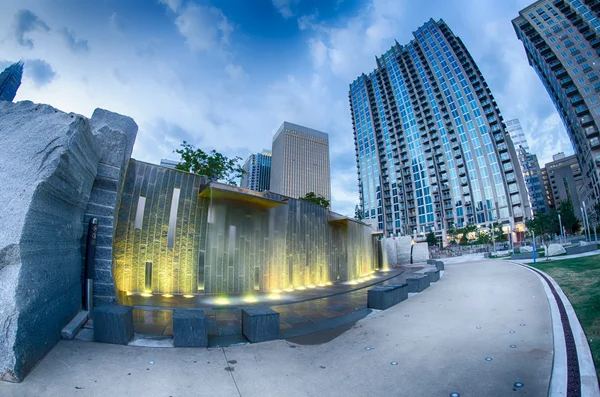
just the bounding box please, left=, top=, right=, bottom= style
left=272, top=0, right=299, bottom=19
left=175, top=4, right=232, bottom=52
left=158, top=0, right=182, bottom=13
left=225, top=63, right=246, bottom=81
left=308, top=38, right=327, bottom=68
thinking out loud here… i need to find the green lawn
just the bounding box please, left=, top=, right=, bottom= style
left=529, top=254, right=600, bottom=379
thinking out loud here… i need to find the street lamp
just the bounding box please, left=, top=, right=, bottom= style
left=410, top=239, right=414, bottom=264
left=558, top=213, right=564, bottom=244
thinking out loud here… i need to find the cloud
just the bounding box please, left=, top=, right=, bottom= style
left=174, top=4, right=233, bottom=52
left=297, top=13, right=317, bottom=30
left=158, top=0, right=182, bottom=13
left=272, top=0, right=299, bottom=19
left=225, top=63, right=246, bottom=81
left=24, top=59, right=56, bottom=87
left=308, top=38, right=327, bottom=68
left=109, top=12, right=123, bottom=33
left=112, top=69, right=129, bottom=85
left=12, top=9, right=50, bottom=49
left=60, top=27, right=89, bottom=53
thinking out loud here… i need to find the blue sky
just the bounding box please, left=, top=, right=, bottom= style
left=0, top=0, right=573, bottom=216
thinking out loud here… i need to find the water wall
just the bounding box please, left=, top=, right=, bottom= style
left=112, top=160, right=376, bottom=298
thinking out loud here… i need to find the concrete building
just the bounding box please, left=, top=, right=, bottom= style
left=270, top=121, right=331, bottom=202
left=506, top=119, right=548, bottom=214
left=513, top=0, right=600, bottom=218
left=241, top=150, right=272, bottom=192
left=349, top=19, right=531, bottom=239
left=544, top=152, right=584, bottom=219
left=160, top=159, right=179, bottom=169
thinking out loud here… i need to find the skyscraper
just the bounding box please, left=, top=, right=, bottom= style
left=543, top=152, right=585, bottom=219
left=241, top=150, right=272, bottom=192
left=0, top=61, right=23, bottom=102
left=350, top=19, right=531, bottom=238
left=513, top=0, right=600, bottom=217
left=270, top=121, right=331, bottom=202
left=506, top=119, right=548, bottom=214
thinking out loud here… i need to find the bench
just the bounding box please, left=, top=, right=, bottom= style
left=173, top=309, right=208, bottom=347
left=367, top=284, right=408, bottom=310
left=92, top=305, right=133, bottom=345
left=406, top=275, right=430, bottom=293
left=242, top=306, right=280, bottom=343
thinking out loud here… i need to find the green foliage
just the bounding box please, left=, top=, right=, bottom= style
left=475, top=231, right=491, bottom=245
left=174, top=141, right=244, bottom=186
left=459, top=233, right=468, bottom=245
left=491, top=222, right=507, bottom=242
left=558, top=198, right=581, bottom=234
left=300, top=192, right=330, bottom=208
left=426, top=231, right=437, bottom=246
left=525, top=211, right=560, bottom=245
left=354, top=204, right=364, bottom=221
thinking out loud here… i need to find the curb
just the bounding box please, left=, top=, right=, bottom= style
left=506, top=260, right=600, bottom=397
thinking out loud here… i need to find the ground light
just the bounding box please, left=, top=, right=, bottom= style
left=140, top=292, right=152, bottom=297
left=284, top=287, right=294, bottom=292
left=183, top=294, right=194, bottom=298
left=243, top=296, right=258, bottom=303
left=268, top=294, right=281, bottom=300
left=125, top=291, right=133, bottom=296
left=162, top=293, right=174, bottom=298
left=214, top=297, right=231, bottom=305
left=295, top=286, right=306, bottom=290
left=307, top=285, right=316, bottom=289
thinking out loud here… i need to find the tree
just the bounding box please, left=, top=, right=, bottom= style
left=426, top=231, right=437, bottom=246
left=491, top=222, right=507, bottom=242
left=174, top=141, right=244, bottom=186
left=475, top=230, right=491, bottom=245
left=446, top=226, right=458, bottom=244
left=558, top=198, right=581, bottom=234
left=354, top=204, right=364, bottom=221
left=525, top=211, right=559, bottom=249
left=300, top=192, right=330, bottom=208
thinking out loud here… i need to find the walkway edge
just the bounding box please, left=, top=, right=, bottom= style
left=507, top=260, right=600, bottom=397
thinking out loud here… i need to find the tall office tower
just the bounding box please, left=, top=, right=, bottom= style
left=270, top=121, right=331, bottom=202
left=0, top=61, right=23, bottom=102
left=349, top=19, right=531, bottom=238
left=241, top=150, right=272, bottom=192
left=513, top=0, right=600, bottom=217
left=506, top=118, right=548, bottom=213
left=544, top=152, right=585, bottom=218
left=506, top=119, right=530, bottom=151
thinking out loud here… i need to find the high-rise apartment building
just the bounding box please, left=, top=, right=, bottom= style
left=0, top=61, right=23, bottom=102
left=160, top=159, right=179, bottom=169
left=350, top=19, right=531, bottom=238
left=505, top=118, right=548, bottom=214
left=506, top=118, right=531, bottom=151
left=543, top=152, right=584, bottom=218
left=270, top=122, right=331, bottom=202
left=241, top=150, right=272, bottom=192
left=513, top=0, right=600, bottom=217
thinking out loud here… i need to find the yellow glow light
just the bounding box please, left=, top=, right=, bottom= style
left=243, top=296, right=258, bottom=303
left=284, top=288, right=294, bottom=292
left=215, top=297, right=231, bottom=305
left=162, top=293, right=174, bottom=298
left=317, top=283, right=326, bottom=287
left=271, top=289, right=282, bottom=293
left=347, top=280, right=358, bottom=285
left=307, top=285, right=316, bottom=289
left=126, top=291, right=133, bottom=296
left=325, top=282, right=333, bottom=286
left=295, top=286, right=306, bottom=290
left=140, top=292, right=153, bottom=297
left=183, top=294, right=195, bottom=298
left=268, top=294, right=281, bottom=300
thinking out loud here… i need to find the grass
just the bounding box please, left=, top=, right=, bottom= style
left=529, top=254, right=600, bottom=379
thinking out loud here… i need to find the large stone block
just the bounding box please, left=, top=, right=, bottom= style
left=435, top=260, right=445, bottom=271
left=173, top=310, right=208, bottom=347
left=425, top=269, right=440, bottom=283
left=367, top=284, right=408, bottom=310
left=93, top=305, right=133, bottom=345
left=406, top=275, right=430, bottom=293
left=547, top=243, right=566, bottom=257
left=0, top=101, right=100, bottom=382
left=242, top=306, right=280, bottom=343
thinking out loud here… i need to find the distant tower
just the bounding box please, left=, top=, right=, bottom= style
left=270, top=122, right=331, bottom=202
left=241, top=150, right=272, bottom=192
left=0, top=61, right=24, bottom=102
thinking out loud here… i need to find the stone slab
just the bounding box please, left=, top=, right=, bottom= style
left=92, top=305, right=133, bottom=345
left=367, top=284, right=408, bottom=310
left=565, top=244, right=597, bottom=255
left=61, top=311, right=89, bottom=340
left=511, top=252, right=534, bottom=260
left=173, top=310, right=208, bottom=347
left=435, top=260, right=445, bottom=271
left=547, top=243, right=566, bottom=257
left=242, top=306, right=280, bottom=343
left=406, top=275, right=430, bottom=293
left=425, top=269, right=440, bottom=283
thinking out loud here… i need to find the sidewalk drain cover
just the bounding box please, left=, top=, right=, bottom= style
left=365, top=347, right=373, bottom=351
left=476, top=326, right=482, bottom=329
left=509, top=345, right=517, bottom=348
left=519, top=323, right=526, bottom=326
left=514, top=382, right=524, bottom=388
left=450, top=393, right=460, bottom=397
left=390, top=361, right=398, bottom=365
left=509, top=330, right=515, bottom=334
left=485, top=357, right=493, bottom=361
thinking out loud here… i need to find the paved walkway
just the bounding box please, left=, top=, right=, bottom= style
left=0, top=258, right=562, bottom=396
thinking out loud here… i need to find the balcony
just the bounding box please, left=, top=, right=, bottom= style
left=560, top=76, right=573, bottom=87
left=591, top=137, right=600, bottom=148
left=571, top=95, right=584, bottom=106
left=585, top=125, right=599, bottom=137
left=556, top=68, right=568, bottom=78
left=582, top=114, right=595, bottom=127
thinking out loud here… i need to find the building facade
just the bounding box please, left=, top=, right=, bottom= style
left=506, top=118, right=548, bottom=214
left=513, top=0, right=600, bottom=218
left=0, top=61, right=23, bottom=102
left=270, top=121, right=331, bottom=202
left=241, top=150, right=272, bottom=192
left=160, top=159, right=179, bottom=169
left=543, top=152, right=584, bottom=218
left=349, top=19, right=531, bottom=238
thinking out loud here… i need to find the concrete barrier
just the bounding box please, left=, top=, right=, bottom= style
left=565, top=244, right=598, bottom=255
left=242, top=306, right=280, bottom=343
left=425, top=269, right=440, bottom=283
left=173, top=310, right=208, bottom=347
left=406, top=275, right=430, bottom=293
left=367, top=284, right=408, bottom=310
left=92, top=305, right=133, bottom=345
left=435, top=260, right=445, bottom=271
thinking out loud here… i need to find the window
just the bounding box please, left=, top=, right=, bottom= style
left=579, top=77, right=586, bottom=84
left=550, top=37, right=557, bottom=43
left=573, top=68, right=580, bottom=75
left=574, top=36, right=581, bottom=42
left=567, top=60, right=573, bottom=66
left=589, top=72, right=598, bottom=82
left=590, top=97, right=597, bottom=104
left=556, top=44, right=562, bottom=50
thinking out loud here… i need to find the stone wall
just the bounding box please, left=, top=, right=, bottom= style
left=0, top=101, right=100, bottom=382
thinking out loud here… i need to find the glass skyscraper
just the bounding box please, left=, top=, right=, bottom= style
left=513, top=0, right=600, bottom=215
left=0, top=61, right=23, bottom=102
left=241, top=150, right=272, bottom=192
left=350, top=19, right=530, bottom=238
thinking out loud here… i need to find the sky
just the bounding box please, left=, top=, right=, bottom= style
left=0, top=0, right=574, bottom=217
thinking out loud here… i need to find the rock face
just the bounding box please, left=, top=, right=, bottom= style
left=0, top=101, right=100, bottom=382
left=547, top=243, right=566, bottom=257
left=520, top=246, right=533, bottom=253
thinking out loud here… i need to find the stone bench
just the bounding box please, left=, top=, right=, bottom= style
left=242, top=306, right=280, bottom=343
left=435, top=260, right=444, bottom=271
left=173, top=309, right=208, bottom=347
left=511, top=252, right=533, bottom=260
left=367, top=283, right=408, bottom=310
left=92, top=305, right=133, bottom=345
left=425, top=269, right=440, bottom=283
left=406, top=274, right=430, bottom=293
left=566, top=244, right=598, bottom=255
left=427, top=259, right=437, bottom=265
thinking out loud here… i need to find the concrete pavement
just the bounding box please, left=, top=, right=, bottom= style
left=0, top=259, right=555, bottom=396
